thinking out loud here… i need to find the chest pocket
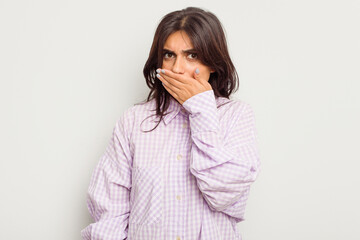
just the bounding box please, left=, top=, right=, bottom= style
left=129, top=166, right=163, bottom=225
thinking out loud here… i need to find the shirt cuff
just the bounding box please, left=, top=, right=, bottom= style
left=182, top=90, right=220, bottom=134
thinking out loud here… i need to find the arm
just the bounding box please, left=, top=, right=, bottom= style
left=183, top=90, right=261, bottom=222
left=81, top=110, right=133, bottom=239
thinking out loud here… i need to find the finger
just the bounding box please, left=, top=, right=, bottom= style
left=158, top=74, right=179, bottom=99
left=193, top=67, right=207, bottom=87
left=192, top=67, right=212, bottom=91
left=156, top=73, right=181, bottom=92
left=157, top=71, right=184, bottom=90
left=156, top=69, right=173, bottom=85
left=159, top=69, right=188, bottom=84
left=193, top=67, right=200, bottom=80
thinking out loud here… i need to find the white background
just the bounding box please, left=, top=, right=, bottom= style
left=1, top=0, right=359, bottom=239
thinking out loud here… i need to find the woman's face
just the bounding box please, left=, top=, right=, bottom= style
left=161, top=30, right=213, bottom=81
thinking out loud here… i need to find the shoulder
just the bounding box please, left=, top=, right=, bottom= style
left=216, top=96, right=254, bottom=118
left=114, top=98, right=156, bottom=134
left=119, top=98, right=156, bottom=119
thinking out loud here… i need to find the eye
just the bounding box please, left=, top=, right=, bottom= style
left=164, top=52, right=174, bottom=59
left=188, top=53, right=198, bottom=59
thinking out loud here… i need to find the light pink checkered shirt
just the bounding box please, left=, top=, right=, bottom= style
left=81, top=90, right=261, bottom=240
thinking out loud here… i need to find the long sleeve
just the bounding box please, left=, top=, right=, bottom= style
left=182, top=90, right=261, bottom=222
left=81, top=110, right=133, bottom=240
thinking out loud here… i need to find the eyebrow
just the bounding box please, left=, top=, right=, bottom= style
left=162, top=48, right=197, bottom=55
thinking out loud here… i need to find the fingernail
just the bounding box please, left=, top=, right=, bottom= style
left=156, top=69, right=160, bottom=73
left=156, top=74, right=160, bottom=78
left=161, top=69, right=165, bottom=74
left=195, top=68, right=200, bottom=74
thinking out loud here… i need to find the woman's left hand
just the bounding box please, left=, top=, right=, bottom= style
left=156, top=68, right=213, bottom=105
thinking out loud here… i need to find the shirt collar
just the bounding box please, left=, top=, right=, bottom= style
left=162, top=96, right=183, bottom=125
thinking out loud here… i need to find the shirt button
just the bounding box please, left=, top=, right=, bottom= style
left=176, top=237, right=181, bottom=240
left=182, top=123, right=187, bottom=128
left=176, top=195, right=181, bottom=201
left=177, top=154, right=182, bottom=160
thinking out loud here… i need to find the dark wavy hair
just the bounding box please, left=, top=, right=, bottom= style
left=138, top=7, right=239, bottom=132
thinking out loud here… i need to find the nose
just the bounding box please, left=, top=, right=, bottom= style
left=172, top=56, right=185, bottom=74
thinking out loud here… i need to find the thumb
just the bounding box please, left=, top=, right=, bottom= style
left=194, top=68, right=200, bottom=79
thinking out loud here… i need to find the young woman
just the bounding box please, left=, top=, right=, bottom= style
left=81, top=7, right=260, bottom=240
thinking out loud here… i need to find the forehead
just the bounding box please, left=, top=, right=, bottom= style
left=163, top=31, right=193, bottom=50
